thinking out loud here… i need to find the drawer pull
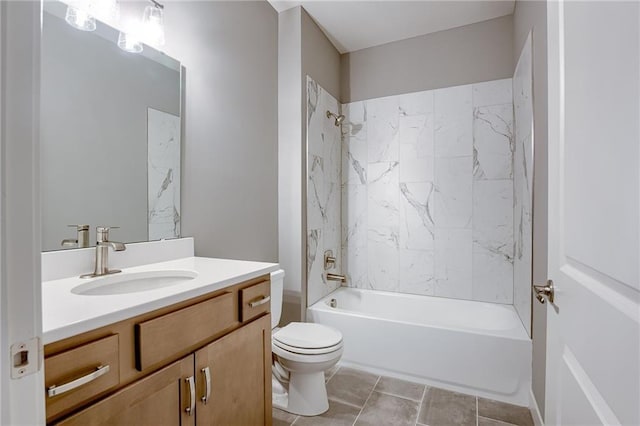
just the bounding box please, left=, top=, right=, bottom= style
left=201, top=366, right=211, bottom=404
left=249, top=295, right=271, bottom=308
left=47, top=365, right=110, bottom=398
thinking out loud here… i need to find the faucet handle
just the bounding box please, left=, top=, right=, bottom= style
left=96, top=226, right=119, bottom=242
left=68, top=224, right=90, bottom=231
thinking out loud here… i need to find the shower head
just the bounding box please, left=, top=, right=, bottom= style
left=326, top=110, right=345, bottom=127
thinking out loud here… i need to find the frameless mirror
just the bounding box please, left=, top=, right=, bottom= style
left=40, top=1, right=182, bottom=251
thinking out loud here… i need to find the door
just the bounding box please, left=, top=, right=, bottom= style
left=55, top=356, right=195, bottom=426
left=544, top=2, right=640, bottom=425
left=0, top=1, right=45, bottom=424
left=195, top=315, right=271, bottom=426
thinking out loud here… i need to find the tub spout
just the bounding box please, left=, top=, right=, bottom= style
left=326, top=273, right=346, bottom=283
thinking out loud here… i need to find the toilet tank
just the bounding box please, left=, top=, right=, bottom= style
left=270, top=269, right=285, bottom=329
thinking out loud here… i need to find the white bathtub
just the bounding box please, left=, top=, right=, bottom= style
left=307, top=288, right=531, bottom=406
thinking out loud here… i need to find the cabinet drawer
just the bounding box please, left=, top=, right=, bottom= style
left=45, top=334, right=119, bottom=422
left=136, top=292, right=235, bottom=371
left=239, top=280, right=271, bottom=322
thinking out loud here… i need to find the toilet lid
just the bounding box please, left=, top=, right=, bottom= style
left=273, top=322, right=342, bottom=349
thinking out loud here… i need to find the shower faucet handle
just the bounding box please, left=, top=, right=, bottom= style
left=324, top=250, right=336, bottom=270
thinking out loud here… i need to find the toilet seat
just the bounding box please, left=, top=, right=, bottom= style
left=273, top=322, right=342, bottom=352
left=273, top=339, right=343, bottom=355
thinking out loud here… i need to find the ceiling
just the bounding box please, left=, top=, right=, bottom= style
left=268, top=1, right=515, bottom=53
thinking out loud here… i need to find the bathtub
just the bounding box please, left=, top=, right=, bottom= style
left=307, top=287, right=531, bottom=406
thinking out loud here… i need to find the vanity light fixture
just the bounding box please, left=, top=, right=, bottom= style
left=141, top=0, right=165, bottom=48
left=65, top=4, right=96, bottom=31
left=64, top=0, right=119, bottom=32
left=117, top=31, right=143, bottom=54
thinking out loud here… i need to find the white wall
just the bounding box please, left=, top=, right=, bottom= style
left=341, top=15, right=514, bottom=103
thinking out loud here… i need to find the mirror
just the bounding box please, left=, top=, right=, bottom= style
left=40, top=1, right=182, bottom=251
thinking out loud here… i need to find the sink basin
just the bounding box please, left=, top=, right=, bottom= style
left=71, top=270, right=198, bottom=296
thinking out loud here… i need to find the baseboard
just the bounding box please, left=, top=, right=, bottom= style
left=529, top=388, right=544, bottom=426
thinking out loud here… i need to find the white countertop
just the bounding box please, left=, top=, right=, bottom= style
left=42, top=257, right=279, bottom=344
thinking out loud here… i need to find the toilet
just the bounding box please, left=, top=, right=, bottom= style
left=270, top=269, right=343, bottom=416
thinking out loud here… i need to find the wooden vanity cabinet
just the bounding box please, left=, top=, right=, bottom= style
left=56, top=356, right=194, bottom=426
left=195, top=314, right=271, bottom=425
left=45, top=275, right=273, bottom=425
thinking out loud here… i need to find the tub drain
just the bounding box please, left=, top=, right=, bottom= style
left=329, top=298, right=337, bottom=308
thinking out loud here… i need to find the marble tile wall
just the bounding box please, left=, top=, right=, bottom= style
left=342, top=79, right=516, bottom=304
left=306, top=77, right=343, bottom=306
left=513, top=34, right=534, bottom=335
left=148, top=108, right=181, bottom=241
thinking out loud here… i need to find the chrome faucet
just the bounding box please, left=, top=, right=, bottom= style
left=61, top=224, right=90, bottom=248
left=80, top=227, right=126, bottom=278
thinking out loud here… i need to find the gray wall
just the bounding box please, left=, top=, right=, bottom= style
left=160, top=1, right=278, bottom=262
left=278, top=6, right=342, bottom=325
left=278, top=6, right=304, bottom=325
left=513, top=0, right=548, bottom=416
left=41, top=11, right=179, bottom=251
left=301, top=9, right=341, bottom=100
left=341, top=15, right=514, bottom=103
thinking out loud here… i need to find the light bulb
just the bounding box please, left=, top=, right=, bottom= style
left=118, top=32, right=143, bottom=54
left=65, top=6, right=96, bottom=31
left=141, top=4, right=165, bottom=47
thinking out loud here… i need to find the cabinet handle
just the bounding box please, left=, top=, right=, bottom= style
left=47, top=365, right=110, bottom=397
left=201, top=366, right=211, bottom=404
left=185, top=376, right=195, bottom=415
left=249, top=295, right=271, bottom=308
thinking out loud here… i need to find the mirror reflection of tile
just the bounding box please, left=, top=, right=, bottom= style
left=148, top=108, right=181, bottom=241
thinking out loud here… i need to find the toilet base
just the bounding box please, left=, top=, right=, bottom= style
left=272, top=371, right=329, bottom=416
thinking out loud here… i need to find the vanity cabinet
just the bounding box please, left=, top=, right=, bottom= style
left=44, top=275, right=272, bottom=425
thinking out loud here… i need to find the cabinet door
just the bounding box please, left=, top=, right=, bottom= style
left=56, top=356, right=195, bottom=426
left=195, top=315, right=272, bottom=426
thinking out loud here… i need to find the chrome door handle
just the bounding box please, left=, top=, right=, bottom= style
left=47, top=365, right=110, bottom=397
left=249, top=295, right=271, bottom=308
left=185, top=376, right=195, bottom=415
left=201, top=366, right=211, bottom=404
left=533, top=280, right=555, bottom=304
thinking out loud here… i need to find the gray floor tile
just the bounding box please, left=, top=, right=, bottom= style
left=273, top=407, right=298, bottom=426
left=326, top=367, right=379, bottom=408
left=294, top=400, right=361, bottom=426
left=478, top=397, right=533, bottom=426
left=418, top=387, right=477, bottom=426
left=479, top=416, right=518, bottom=426
left=355, top=391, right=420, bottom=426
left=374, top=376, right=425, bottom=401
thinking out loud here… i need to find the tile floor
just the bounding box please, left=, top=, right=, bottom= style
left=273, top=366, right=533, bottom=426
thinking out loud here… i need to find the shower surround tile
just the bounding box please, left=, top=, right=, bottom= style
left=307, top=77, right=342, bottom=306
left=340, top=78, right=520, bottom=306
left=367, top=227, right=399, bottom=291
left=473, top=78, right=513, bottom=108
left=399, top=182, right=435, bottom=250
left=366, top=96, right=400, bottom=163
left=399, top=249, right=435, bottom=296
left=434, top=85, right=473, bottom=157
left=148, top=108, right=181, bottom=241
left=512, top=33, right=534, bottom=335
left=434, top=156, right=473, bottom=229
left=473, top=103, right=514, bottom=180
